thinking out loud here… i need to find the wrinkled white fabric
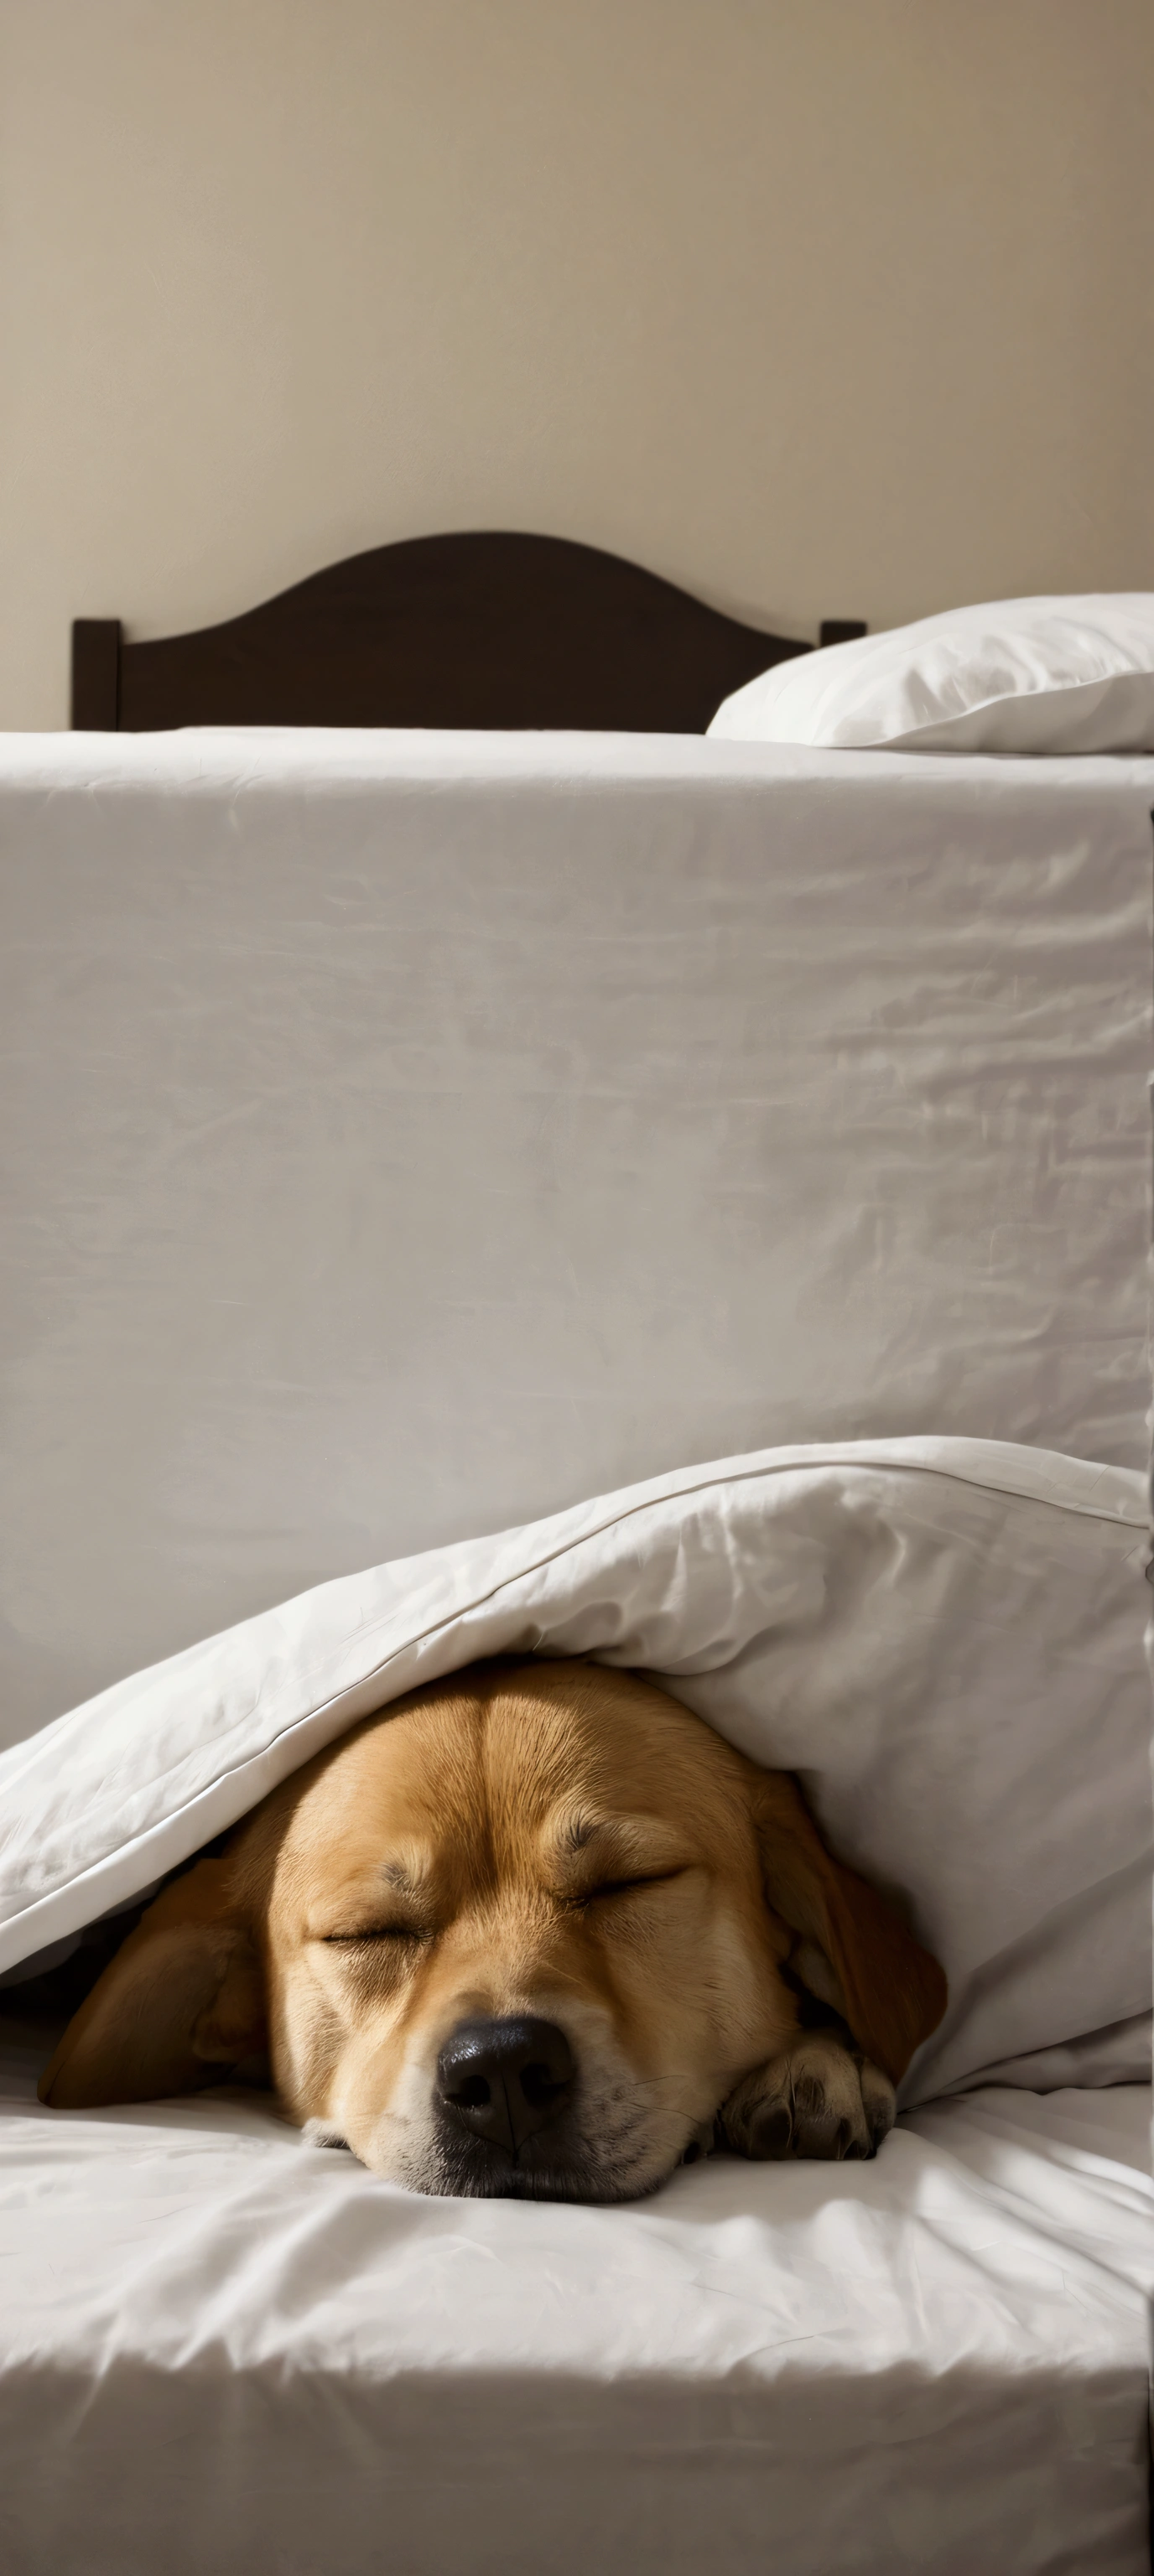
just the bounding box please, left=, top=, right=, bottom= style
left=2, top=1438, right=1147, bottom=2103
left=1, top=731, right=1150, bottom=1740
left=2, top=731, right=1151, bottom=2572
left=0, top=2012, right=1147, bottom=2576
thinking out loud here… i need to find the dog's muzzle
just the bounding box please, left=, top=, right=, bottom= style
left=415, top=2011, right=678, bottom=2202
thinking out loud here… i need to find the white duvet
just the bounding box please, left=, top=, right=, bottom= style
left=3, top=1437, right=1149, bottom=2107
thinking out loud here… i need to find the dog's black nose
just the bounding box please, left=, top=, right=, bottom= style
left=437, top=2017, right=575, bottom=2153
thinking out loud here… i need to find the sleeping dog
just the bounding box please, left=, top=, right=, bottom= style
left=39, top=1660, right=946, bottom=2201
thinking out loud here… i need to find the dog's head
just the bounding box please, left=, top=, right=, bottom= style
left=39, top=1661, right=945, bottom=2199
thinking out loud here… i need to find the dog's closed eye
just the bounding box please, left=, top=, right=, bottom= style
left=575, top=1869, right=688, bottom=1907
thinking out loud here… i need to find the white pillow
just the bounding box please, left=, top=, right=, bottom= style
left=0, top=1436, right=1147, bottom=2106
left=707, top=595, right=1154, bottom=753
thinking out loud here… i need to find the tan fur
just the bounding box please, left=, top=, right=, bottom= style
left=39, top=1661, right=946, bottom=2199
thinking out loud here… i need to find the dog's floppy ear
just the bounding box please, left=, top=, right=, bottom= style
left=751, top=1773, right=947, bottom=2085
left=38, top=1857, right=266, bottom=2111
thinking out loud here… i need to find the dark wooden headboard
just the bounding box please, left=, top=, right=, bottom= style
left=71, top=531, right=865, bottom=733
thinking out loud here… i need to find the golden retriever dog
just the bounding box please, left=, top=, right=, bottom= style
left=39, top=1661, right=946, bottom=2201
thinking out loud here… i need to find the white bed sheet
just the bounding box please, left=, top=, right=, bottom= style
left=2, top=731, right=1151, bottom=1743
left=0, top=2007, right=1148, bottom=2576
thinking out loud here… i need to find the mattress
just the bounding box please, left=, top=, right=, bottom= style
left=0, top=1997, right=1147, bottom=2576
left=2, top=730, right=1151, bottom=1745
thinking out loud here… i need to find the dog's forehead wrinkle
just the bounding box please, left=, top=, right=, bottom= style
left=550, top=1809, right=682, bottom=1867
left=565, top=1813, right=600, bottom=1854
left=377, top=1856, right=424, bottom=1894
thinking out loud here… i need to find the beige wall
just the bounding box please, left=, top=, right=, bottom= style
left=3, top=0, right=1152, bottom=730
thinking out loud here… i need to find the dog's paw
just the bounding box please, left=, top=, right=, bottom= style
left=720, top=2033, right=895, bottom=2163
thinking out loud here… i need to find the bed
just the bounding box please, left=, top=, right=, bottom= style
left=0, top=538, right=1150, bottom=2573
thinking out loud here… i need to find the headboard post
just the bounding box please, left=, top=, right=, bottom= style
left=818, top=620, right=867, bottom=650
left=71, top=620, right=122, bottom=730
